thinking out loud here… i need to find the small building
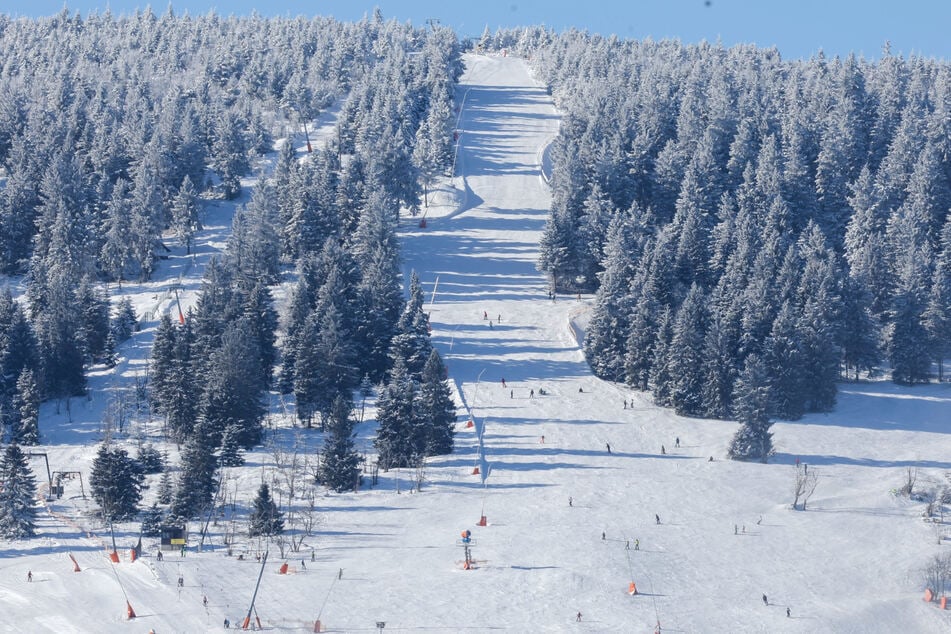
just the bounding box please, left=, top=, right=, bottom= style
left=159, top=525, right=187, bottom=551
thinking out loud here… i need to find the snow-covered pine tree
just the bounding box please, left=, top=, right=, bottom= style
left=318, top=395, right=361, bottom=492
left=584, top=213, right=639, bottom=382
left=170, top=175, right=201, bottom=255
left=170, top=416, right=219, bottom=520
left=374, top=358, right=418, bottom=470
left=217, top=422, right=244, bottom=467
left=110, top=296, right=138, bottom=344
left=389, top=271, right=433, bottom=378
left=648, top=306, right=675, bottom=407
left=728, top=354, right=774, bottom=463
left=157, top=468, right=174, bottom=506
left=140, top=503, right=164, bottom=537
left=12, top=369, right=39, bottom=445
left=248, top=483, right=284, bottom=537
left=0, top=443, right=38, bottom=539
left=416, top=349, right=457, bottom=457
left=669, top=284, right=708, bottom=416
left=89, top=443, right=145, bottom=522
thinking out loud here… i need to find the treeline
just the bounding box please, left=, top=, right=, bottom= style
left=482, top=29, right=951, bottom=423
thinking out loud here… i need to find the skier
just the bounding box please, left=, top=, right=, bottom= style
left=510, top=389, right=513, bottom=399
left=655, top=514, right=661, bottom=524
left=311, top=549, right=315, bottom=562
left=634, top=539, right=639, bottom=550
left=497, top=314, right=501, bottom=323
left=625, top=540, right=630, bottom=550
left=224, top=618, right=230, bottom=629
left=606, top=442, right=611, bottom=453
left=576, top=611, right=582, bottom=622
left=501, top=378, right=506, bottom=388
left=568, top=496, right=573, bottom=507
left=203, top=595, right=208, bottom=607
left=338, top=568, right=343, bottom=580
left=601, top=531, right=605, bottom=540
left=661, top=445, right=665, bottom=455
left=623, top=400, right=627, bottom=409
left=530, top=389, right=534, bottom=398
left=178, top=576, right=184, bottom=588
left=483, top=311, right=488, bottom=320
left=675, top=437, right=680, bottom=448
left=762, top=594, right=768, bottom=606
left=786, top=607, right=791, bottom=618
left=301, top=559, right=306, bottom=570
left=157, top=550, right=163, bottom=561
left=734, top=524, right=738, bottom=535
left=27, top=570, right=32, bottom=582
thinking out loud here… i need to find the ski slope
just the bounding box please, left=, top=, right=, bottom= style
left=1, top=53, right=950, bottom=633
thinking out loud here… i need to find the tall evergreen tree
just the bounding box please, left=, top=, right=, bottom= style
left=0, top=443, right=38, bottom=539
left=416, top=349, right=457, bottom=456
left=318, top=395, right=361, bottom=492
left=728, top=354, right=774, bottom=463
left=374, top=358, right=418, bottom=470
left=12, top=370, right=39, bottom=445
left=248, top=483, right=284, bottom=537
left=669, top=284, right=708, bottom=416
left=389, top=271, right=433, bottom=378
left=89, top=443, right=145, bottom=523
left=170, top=416, right=219, bottom=520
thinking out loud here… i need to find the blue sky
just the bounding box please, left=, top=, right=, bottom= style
left=5, top=1, right=950, bottom=61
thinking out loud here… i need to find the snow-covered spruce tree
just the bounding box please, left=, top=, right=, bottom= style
left=389, top=271, right=433, bottom=379
left=584, top=213, right=640, bottom=382
left=0, top=443, right=38, bottom=539
left=149, top=314, right=178, bottom=417
left=728, top=354, right=774, bottom=463
left=157, top=468, right=174, bottom=506
left=217, top=422, right=244, bottom=467
left=89, top=443, right=145, bottom=523
left=318, top=395, right=361, bottom=492
left=135, top=443, right=164, bottom=475
left=170, top=175, right=201, bottom=255
left=12, top=369, right=40, bottom=445
left=248, top=483, right=284, bottom=537
left=199, top=317, right=266, bottom=449
left=648, top=306, right=675, bottom=407
left=374, top=358, right=418, bottom=471
left=170, top=417, right=219, bottom=520
left=165, top=319, right=198, bottom=443
left=140, top=503, right=165, bottom=537
left=669, top=284, right=708, bottom=416
left=924, top=216, right=951, bottom=380
left=417, top=349, right=457, bottom=457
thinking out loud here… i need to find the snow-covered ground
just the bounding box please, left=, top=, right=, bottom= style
left=2, top=53, right=950, bottom=633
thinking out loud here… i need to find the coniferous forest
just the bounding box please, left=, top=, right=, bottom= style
left=2, top=10, right=951, bottom=519
left=0, top=8, right=461, bottom=522
left=481, top=29, right=951, bottom=429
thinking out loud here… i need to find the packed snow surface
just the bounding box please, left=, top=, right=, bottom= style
left=3, top=53, right=950, bottom=633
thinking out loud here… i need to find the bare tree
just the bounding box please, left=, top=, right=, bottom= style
left=792, top=463, right=819, bottom=510
left=923, top=552, right=951, bottom=599
left=901, top=467, right=918, bottom=497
